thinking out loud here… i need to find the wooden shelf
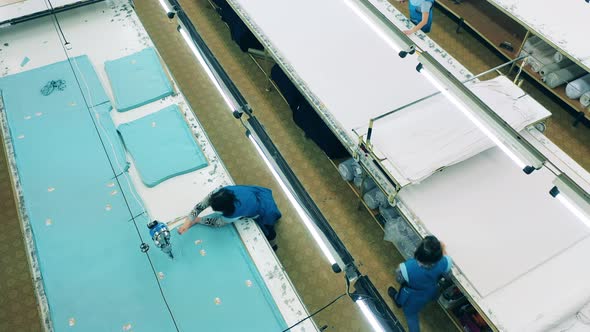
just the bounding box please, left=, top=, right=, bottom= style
left=437, top=0, right=526, bottom=59
left=518, top=64, right=590, bottom=120
left=436, top=0, right=590, bottom=122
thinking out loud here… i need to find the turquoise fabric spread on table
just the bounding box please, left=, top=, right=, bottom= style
left=92, top=102, right=130, bottom=174
left=0, top=56, right=287, bottom=332
left=104, top=47, right=174, bottom=112
left=117, top=104, right=209, bottom=187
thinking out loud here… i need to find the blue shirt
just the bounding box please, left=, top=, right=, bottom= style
left=410, top=0, right=433, bottom=13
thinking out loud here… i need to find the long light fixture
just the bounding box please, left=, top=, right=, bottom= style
left=417, top=52, right=545, bottom=174
left=180, top=21, right=339, bottom=267
left=550, top=174, right=590, bottom=228
left=356, top=300, right=386, bottom=332
left=342, top=0, right=413, bottom=56
left=178, top=26, right=237, bottom=112
left=248, top=134, right=339, bottom=266
left=158, top=0, right=175, bottom=19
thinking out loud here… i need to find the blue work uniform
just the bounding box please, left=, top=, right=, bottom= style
left=409, top=0, right=435, bottom=33
left=396, top=256, right=452, bottom=332
left=223, top=185, right=282, bottom=226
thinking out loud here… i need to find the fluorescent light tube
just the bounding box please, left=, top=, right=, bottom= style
left=343, top=0, right=401, bottom=53
left=420, top=68, right=528, bottom=169
left=158, top=0, right=171, bottom=13
left=248, top=134, right=338, bottom=265
left=356, top=299, right=386, bottom=332
left=551, top=175, right=590, bottom=228
left=556, top=193, right=590, bottom=228
left=179, top=26, right=236, bottom=112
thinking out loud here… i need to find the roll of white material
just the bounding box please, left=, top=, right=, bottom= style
left=539, top=59, right=574, bottom=76
left=353, top=175, right=376, bottom=192
left=379, top=206, right=399, bottom=223
left=338, top=158, right=360, bottom=181
left=566, top=74, right=590, bottom=99
left=529, top=53, right=555, bottom=72
left=553, top=51, right=564, bottom=63
left=522, top=35, right=542, bottom=53
left=363, top=187, right=387, bottom=209
left=544, top=65, right=587, bottom=88
left=580, top=92, right=590, bottom=107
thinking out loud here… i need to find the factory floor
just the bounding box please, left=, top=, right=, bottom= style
left=1, top=0, right=590, bottom=331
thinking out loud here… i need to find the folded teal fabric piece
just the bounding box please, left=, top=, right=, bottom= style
left=118, top=105, right=208, bottom=187
left=105, top=48, right=173, bottom=112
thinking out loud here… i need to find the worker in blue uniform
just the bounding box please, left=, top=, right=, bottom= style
left=178, top=185, right=282, bottom=249
left=387, top=235, right=452, bottom=332
left=399, top=0, right=435, bottom=35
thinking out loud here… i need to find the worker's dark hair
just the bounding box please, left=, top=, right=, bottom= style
left=414, top=235, right=443, bottom=266
left=210, top=188, right=237, bottom=216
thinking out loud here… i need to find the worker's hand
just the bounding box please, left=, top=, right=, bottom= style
left=177, top=217, right=200, bottom=235
left=403, top=30, right=413, bottom=35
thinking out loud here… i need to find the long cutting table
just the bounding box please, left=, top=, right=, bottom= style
left=218, top=0, right=590, bottom=330
left=0, top=1, right=316, bottom=331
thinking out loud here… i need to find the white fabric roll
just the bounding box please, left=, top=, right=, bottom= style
left=553, top=51, right=564, bottom=63
left=363, top=187, right=387, bottom=209
left=539, top=59, right=574, bottom=76
left=544, top=65, right=587, bottom=88
left=566, top=74, right=590, bottom=99
left=353, top=175, right=376, bottom=192
left=379, top=206, right=398, bottom=223
left=580, top=92, right=590, bottom=107
left=338, top=158, right=359, bottom=181
left=528, top=51, right=555, bottom=72
left=522, top=35, right=542, bottom=53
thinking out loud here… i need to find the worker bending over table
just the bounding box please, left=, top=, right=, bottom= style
left=388, top=235, right=452, bottom=332
left=399, top=0, right=435, bottom=34
left=178, top=185, right=282, bottom=249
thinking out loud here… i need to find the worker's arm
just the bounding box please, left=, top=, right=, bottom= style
left=189, top=190, right=216, bottom=221
left=404, top=10, right=429, bottom=35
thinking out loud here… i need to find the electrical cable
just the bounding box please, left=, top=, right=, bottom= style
left=41, top=1, right=180, bottom=330
left=280, top=292, right=347, bottom=332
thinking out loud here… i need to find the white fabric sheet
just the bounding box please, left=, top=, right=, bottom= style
left=0, top=0, right=88, bottom=23
left=228, top=0, right=548, bottom=187
left=370, top=76, right=549, bottom=183
left=398, top=147, right=590, bottom=330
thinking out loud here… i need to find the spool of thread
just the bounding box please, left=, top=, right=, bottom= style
left=338, top=158, right=360, bottom=182
left=580, top=92, right=590, bottom=107
left=553, top=51, right=564, bottom=63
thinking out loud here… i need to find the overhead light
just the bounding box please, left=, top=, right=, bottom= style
left=550, top=174, right=590, bottom=228
left=158, top=0, right=175, bottom=19
left=356, top=300, right=386, bottom=332
left=417, top=52, right=545, bottom=174
left=247, top=134, right=339, bottom=266
left=342, top=0, right=414, bottom=56
left=178, top=26, right=236, bottom=112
